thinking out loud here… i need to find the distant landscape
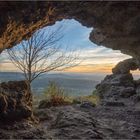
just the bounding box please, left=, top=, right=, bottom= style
left=0, top=72, right=107, bottom=97
left=1, top=72, right=140, bottom=97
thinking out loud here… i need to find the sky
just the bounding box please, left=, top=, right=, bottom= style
left=0, top=19, right=132, bottom=73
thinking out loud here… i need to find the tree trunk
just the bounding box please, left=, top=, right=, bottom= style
left=26, top=80, right=32, bottom=107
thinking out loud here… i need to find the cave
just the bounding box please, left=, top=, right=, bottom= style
left=0, top=1, right=140, bottom=139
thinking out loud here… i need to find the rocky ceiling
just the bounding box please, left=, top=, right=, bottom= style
left=0, top=1, right=140, bottom=60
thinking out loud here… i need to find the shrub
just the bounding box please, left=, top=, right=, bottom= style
left=40, top=81, right=71, bottom=108
left=44, top=81, right=65, bottom=98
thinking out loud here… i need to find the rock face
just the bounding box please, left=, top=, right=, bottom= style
left=96, top=58, right=139, bottom=106
left=0, top=2, right=140, bottom=62
left=0, top=81, right=32, bottom=121
left=96, top=73, right=135, bottom=99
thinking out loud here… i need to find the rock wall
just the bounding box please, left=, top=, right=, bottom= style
left=96, top=58, right=140, bottom=106
left=0, top=81, right=32, bottom=122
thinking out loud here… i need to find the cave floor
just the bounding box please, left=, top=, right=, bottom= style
left=0, top=103, right=140, bottom=139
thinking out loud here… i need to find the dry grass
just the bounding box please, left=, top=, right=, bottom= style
left=33, top=82, right=100, bottom=108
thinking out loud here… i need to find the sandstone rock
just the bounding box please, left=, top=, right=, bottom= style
left=96, top=58, right=140, bottom=107
left=0, top=81, right=33, bottom=121
left=112, top=58, right=138, bottom=74
left=96, top=73, right=134, bottom=99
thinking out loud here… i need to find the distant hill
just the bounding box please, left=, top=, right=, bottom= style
left=1, top=71, right=140, bottom=96
left=0, top=72, right=107, bottom=96
left=0, top=72, right=24, bottom=82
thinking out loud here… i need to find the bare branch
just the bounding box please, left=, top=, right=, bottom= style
left=7, top=25, right=79, bottom=91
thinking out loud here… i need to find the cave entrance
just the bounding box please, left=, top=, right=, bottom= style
left=0, top=19, right=132, bottom=102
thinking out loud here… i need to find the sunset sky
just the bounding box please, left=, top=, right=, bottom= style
left=0, top=19, right=131, bottom=73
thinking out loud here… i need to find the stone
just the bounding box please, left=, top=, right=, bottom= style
left=112, top=58, right=138, bottom=74
left=96, top=73, right=135, bottom=99
left=0, top=81, right=33, bottom=121
left=80, top=101, right=96, bottom=108
left=95, top=58, right=140, bottom=107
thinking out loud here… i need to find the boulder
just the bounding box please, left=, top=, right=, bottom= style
left=80, top=101, right=96, bottom=108
left=96, top=73, right=135, bottom=99
left=96, top=58, right=140, bottom=106
left=0, top=81, right=33, bottom=122
left=112, top=58, right=138, bottom=74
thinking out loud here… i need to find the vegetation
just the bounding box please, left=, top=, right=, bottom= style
left=38, top=81, right=72, bottom=108
left=35, top=81, right=100, bottom=109
left=44, top=81, right=65, bottom=98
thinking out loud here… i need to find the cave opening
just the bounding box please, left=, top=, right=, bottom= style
left=1, top=18, right=137, bottom=116
left=0, top=19, right=133, bottom=97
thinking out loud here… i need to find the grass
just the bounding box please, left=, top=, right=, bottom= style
left=38, top=81, right=72, bottom=108
left=33, top=82, right=100, bottom=108
left=71, top=89, right=100, bottom=105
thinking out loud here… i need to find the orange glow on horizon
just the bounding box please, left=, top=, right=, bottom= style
left=1, top=62, right=140, bottom=74
left=64, top=64, right=115, bottom=73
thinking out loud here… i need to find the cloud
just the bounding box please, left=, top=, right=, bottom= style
left=0, top=44, right=131, bottom=72
left=72, top=46, right=131, bottom=65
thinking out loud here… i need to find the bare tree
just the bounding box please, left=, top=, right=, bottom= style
left=7, top=26, right=79, bottom=96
